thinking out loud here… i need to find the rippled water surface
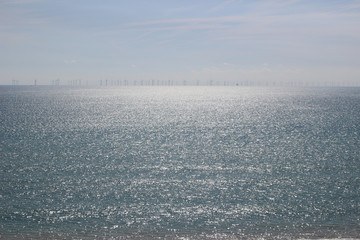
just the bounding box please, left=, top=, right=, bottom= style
left=1, top=86, right=360, bottom=239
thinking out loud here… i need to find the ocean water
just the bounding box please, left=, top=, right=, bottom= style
left=1, top=86, right=359, bottom=239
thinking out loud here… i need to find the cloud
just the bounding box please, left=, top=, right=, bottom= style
left=342, top=1, right=360, bottom=10
left=0, top=0, right=48, bottom=38
left=188, top=64, right=360, bottom=86
left=1, top=0, right=45, bottom=5
left=207, top=0, right=235, bottom=14
left=119, top=3, right=360, bottom=45
left=163, top=5, right=198, bottom=17
left=64, top=59, right=78, bottom=64
left=125, top=15, right=250, bottom=28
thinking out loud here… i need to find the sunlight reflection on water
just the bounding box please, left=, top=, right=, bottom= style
left=1, top=86, right=360, bottom=239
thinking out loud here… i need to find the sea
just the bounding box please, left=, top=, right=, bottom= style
left=1, top=86, right=359, bottom=239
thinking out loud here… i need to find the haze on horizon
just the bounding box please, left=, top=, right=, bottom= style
left=1, top=0, right=360, bottom=86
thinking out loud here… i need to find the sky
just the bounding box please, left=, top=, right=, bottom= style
left=1, top=0, right=360, bottom=86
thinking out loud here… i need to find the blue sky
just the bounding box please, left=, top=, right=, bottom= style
left=1, top=0, right=360, bottom=86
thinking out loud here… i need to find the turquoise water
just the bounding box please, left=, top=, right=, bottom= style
left=1, top=86, right=359, bottom=239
